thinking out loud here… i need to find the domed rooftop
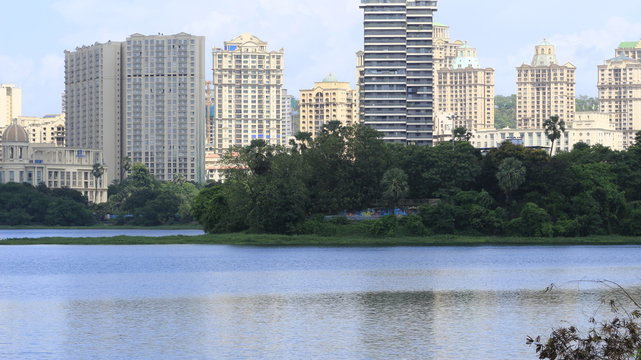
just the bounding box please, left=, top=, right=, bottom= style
left=322, top=73, right=338, bottom=82
left=2, top=120, right=29, bottom=143
left=610, top=55, right=634, bottom=62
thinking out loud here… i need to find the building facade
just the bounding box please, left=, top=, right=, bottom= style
left=212, top=33, right=285, bottom=154
left=598, top=53, right=641, bottom=148
left=471, top=111, right=623, bottom=154
left=299, top=74, right=359, bottom=138
left=282, top=89, right=294, bottom=142
left=14, top=114, right=65, bottom=146
left=0, top=84, right=22, bottom=129
left=123, top=33, right=206, bottom=183
left=516, top=41, right=576, bottom=129
left=360, top=0, right=438, bottom=145
left=65, top=41, right=123, bottom=183
left=0, top=122, right=108, bottom=203
left=616, top=40, right=641, bottom=60
left=435, top=44, right=494, bottom=133
left=432, top=23, right=463, bottom=72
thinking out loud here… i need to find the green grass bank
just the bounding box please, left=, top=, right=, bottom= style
left=3, top=233, right=641, bottom=246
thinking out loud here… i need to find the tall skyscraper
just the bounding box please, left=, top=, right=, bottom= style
left=212, top=33, right=285, bottom=154
left=516, top=41, right=576, bottom=129
left=435, top=44, right=495, bottom=132
left=359, top=0, right=437, bottom=145
left=65, top=41, right=122, bottom=182
left=123, top=33, right=206, bottom=183
left=299, top=74, right=359, bottom=138
left=598, top=48, right=641, bottom=148
left=65, top=33, right=206, bottom=183
left=0, top=84, right=22, bottom=128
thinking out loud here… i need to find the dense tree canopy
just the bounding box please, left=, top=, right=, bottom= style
left=191, top=124, right=641, bottom=238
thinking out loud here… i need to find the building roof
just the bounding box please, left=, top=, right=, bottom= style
left=618, top=41, right=640, bottom=49
left=2, top=121, right=29, bottom=143
left=228, top=32, right=266, bottom=45
left=434, top=22, right=447, bottom=27
left=322, top=73, right=338, bottom=82
left=609, top=55, right=635, bottom=62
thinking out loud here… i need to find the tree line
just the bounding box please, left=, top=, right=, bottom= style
left=192, top=121, right=641, bottom=237
left=0, top=163, right=199, bottom=227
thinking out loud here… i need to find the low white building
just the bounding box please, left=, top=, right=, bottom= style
left=0, top=121, right=108, bottom=203
left=471, top=112, right=624, bottom=154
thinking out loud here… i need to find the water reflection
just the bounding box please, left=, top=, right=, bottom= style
left=2, top=245, right=641, bottom=359
left=0, top=289, right=629, bottom=360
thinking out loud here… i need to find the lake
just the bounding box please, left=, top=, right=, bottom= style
left=1, top=245, right=639, bottom=359
left=0, top=228, right=205, bottom=239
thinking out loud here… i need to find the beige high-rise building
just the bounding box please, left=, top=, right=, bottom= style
left=516, top=41, right=576, bottom=129
left=598, top=51, right=641, bottom=148
left=212, top=33, right=285, bottom=154
left=435, top=44, right=494, bottom=132
left=123, top=33, right=206, bottom=183
left=65, top=41, right=123, bottom=183
left=299, top=74, right=359, bottom=138
left=433, top=23, right=464, bottom=71
left=615, top=40, right=641, bottom=60
left=0, top=84, right=22, bottom=128
left=66, top=33, right=206, bottom=183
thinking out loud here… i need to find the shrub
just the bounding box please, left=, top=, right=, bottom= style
left=367, top=215, right=398, bottom=237
left=399, top=214, right=430, bottom=236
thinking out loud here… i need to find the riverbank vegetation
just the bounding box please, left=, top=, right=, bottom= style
left=5, top=234, right=641, bottom=246
left=192, top=121, right=641, bottom=239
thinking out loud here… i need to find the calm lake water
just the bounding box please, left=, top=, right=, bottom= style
left=0, top=229, right=205, bottom=239
left=1, top=245, right=640, bottom=359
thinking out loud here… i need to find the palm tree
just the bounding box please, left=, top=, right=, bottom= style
left=381, top=168, right=409, bottom=213
left=91, top=163, right=105, bottom=203
left=496, top=157, right=526, bottom=208
left=544, top=115, right=566, bottom=156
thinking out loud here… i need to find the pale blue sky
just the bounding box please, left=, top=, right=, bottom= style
left=2, top=0, right=641, bottom=116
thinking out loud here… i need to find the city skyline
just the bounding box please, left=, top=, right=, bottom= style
left=2, top=0, right=641, bottom=116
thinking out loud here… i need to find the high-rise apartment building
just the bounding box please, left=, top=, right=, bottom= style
left=516, top=41, right=576, bottom=129
left=65, top=33, right=206, bottom=183
left=123, top=33, right=205, bottom=183
left=299, top=74, right=359, bottom=138
left=435, top=44, right=495, bottom=132
left=0, top=84, right=22, bottom=128
left=65, top=41, right=122, bottom=182
left=433, top=23, right=463, bottom=71
left=212, top=33, right=285, bottom=154
left=616, top=40, right=641, bottom=60
left=598, top=51, right=641, bottom=148
left=282, top=89, right=294, bottom=141
left=360, top=0, right=437, bottom=145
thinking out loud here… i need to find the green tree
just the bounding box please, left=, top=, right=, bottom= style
left=494, top=94, right=516, bottom=129
left=452, top=126, right=472, bottom=142
left=575, top=95, right=598, bottom=111
left=544, top=115, right=566, bottom=156
left=496, top=157, right=526, bottom=207
left=381, top=168, right=409, bottom=210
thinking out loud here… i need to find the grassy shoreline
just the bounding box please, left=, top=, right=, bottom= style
left=3, top=233, right=641, bottom=246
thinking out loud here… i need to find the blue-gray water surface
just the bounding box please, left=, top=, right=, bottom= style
left=1, top=245, right=640, bottom=359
